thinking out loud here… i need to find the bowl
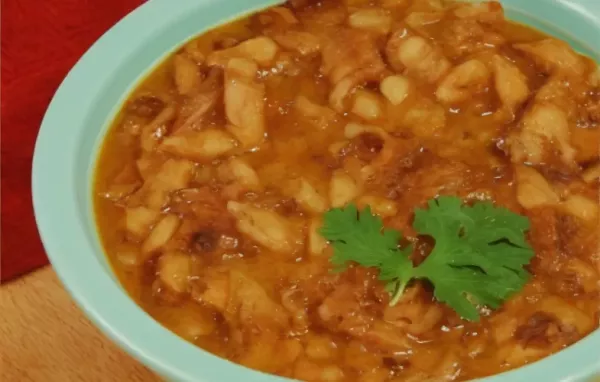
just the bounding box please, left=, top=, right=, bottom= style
left=32, top=0, right=600, bottom=381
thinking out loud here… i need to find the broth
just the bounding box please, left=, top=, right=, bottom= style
left=94, top=1, right=600, bottom=380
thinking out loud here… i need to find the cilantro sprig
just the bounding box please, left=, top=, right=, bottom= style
left=320, top=196, right=535, bottom=321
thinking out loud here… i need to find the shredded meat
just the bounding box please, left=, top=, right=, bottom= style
left=514, top=312, right=559, bottom=347
left=321, top=28, right=387, bottom=111
left=127, top=96, right=166, bottom=119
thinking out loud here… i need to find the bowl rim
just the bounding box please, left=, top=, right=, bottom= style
left=32, top=0, right=600, bottom=381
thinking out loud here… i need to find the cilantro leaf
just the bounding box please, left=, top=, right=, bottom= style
left=320, top=204, right=413, bottom=299
left=412, top=196, right=534, bottom=320
left=320, top=196, right=535, bottom=322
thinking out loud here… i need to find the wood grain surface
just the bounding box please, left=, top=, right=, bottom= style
left=0, top=267, right=161, bottom=382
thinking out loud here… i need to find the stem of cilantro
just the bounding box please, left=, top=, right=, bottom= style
left=389, top=278, right=410, bottom=306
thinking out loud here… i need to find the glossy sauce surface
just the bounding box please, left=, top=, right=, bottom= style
left=94, top=1, right=600, bottom=380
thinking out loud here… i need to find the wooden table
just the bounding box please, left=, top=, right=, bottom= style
left=0, top=267, right=161, bottom=382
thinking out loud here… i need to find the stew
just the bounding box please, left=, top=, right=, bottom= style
left=94, top=0, right=600, bottom=380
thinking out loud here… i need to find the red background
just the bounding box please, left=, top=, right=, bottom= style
left=1, top=0, right=143, bottom=282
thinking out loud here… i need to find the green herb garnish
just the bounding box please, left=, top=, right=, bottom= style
left=320, top=196, right=534, bottom=321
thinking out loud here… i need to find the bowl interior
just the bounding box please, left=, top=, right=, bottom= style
left=33, top=0, right=600, bottom=381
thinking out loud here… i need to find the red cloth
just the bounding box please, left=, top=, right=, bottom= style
left=1, top=0, right=143, bottom=282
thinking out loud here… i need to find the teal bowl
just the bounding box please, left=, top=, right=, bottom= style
left=32, top=0, right=600, bottom=381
